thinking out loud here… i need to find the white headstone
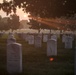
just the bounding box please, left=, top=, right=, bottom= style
left=64, top=36, right=73, bottom=49
left=51, top=34, right=57, bottom=41
left=43, top=34, right=48, bottom=42
left=7, top=42, right=22, bottom=74
left=38, top=33, right=42, bottom=39
left=8, top=34, right=14, bottom=39
left=69, top=34, right=74, bottom=41
left=7, top=35, right=16, bottom=44
left=22, top=33, right=27, bottom=40
left=35, top=35, right=42, bottom=47
left=47, top=39, right=57, bottom=56
left=28, top=35, right=34, bottom=44
left=62, top=34, right=67, bottom=43
left=25, top=34, right=30, bottom=42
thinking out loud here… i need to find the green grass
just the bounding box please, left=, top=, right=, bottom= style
left=0, top=34, right=74, bottom=75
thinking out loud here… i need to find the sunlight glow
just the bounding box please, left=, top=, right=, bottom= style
left=24, top=14, right=27, bottom=18
left=23, top=13, right=30, bottom=22
left=16, top=7, right=30, bottom=21
left=6, top=0, right=12, bottom=2
left=0, top=1, right=30, bottom=21
left=23, top=13, right=30, bottom=20
left=0, top=0, right=12, bottom=3
left=9, top=7, right=30, bottom=21
left=32, top=17, right=65, bottom=30
left=0, top=0, right=3, bottom=3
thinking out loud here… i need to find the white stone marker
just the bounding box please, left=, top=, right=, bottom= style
left=7, top=38, right=22, bottom=74
left=22, top=33, right=27, bottom=40
left=51, top=34, right=57, bottom=41
left=38, top=33, right=42, bottom=40
left=47, top=39, right=57, bottom=56
left=7, top=35, right=15, bottom=44
left=28, top=35, right=34, bottom=45
left=43, top=34, right=48, bottom=42
left=25, top=34, right=30, bottom=42
left=65, top=36, right=73, bottom=49
left=62, top=34, right=67, bottom=43
left=35, top=35, right=42, bottom=47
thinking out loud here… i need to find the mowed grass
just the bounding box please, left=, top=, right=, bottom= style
left=0, top=34, right=75, bottom=75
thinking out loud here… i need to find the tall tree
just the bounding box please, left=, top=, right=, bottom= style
left=9, top=14, right=20, bottom=30
left=0, top=14, right=20, bottom=30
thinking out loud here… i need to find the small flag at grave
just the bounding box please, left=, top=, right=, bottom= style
left=50, top=58, right=54, bottom=61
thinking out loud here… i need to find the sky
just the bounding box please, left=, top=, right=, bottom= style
left=0, top=0, right=30, bottom=21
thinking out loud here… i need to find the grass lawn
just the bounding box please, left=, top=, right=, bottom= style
left=0, top=34, right=74, bottom=75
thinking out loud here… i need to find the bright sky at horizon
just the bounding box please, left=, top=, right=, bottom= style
left=0, top=0, right=30, bottom=21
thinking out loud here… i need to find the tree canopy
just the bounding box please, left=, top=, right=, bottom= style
left=0, top=14, right=20, bottom=30
left=0, top=0, right=76, bottom=18
left=0, top=0, right=76, bottom=30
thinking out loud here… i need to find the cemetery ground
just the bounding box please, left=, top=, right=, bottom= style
left=0, top=34, right=74, bottom=75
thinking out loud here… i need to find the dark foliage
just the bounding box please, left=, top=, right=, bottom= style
left=0, top=0, right=76, bottom=30
left=0, top=14, right=20, bottom=30
left=0, top=0, right=76, bottom=18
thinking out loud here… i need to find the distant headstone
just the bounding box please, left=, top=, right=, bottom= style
left=35, top=35, right=42, bottom=47
left=69, top=34, right=74, bottom=41
left=25, top=34, right=30, bottom=42
left=7, top=33, right=16, bottom=44
left=7, top=37, right=16, bottom=44
left=7, top=40, right=22, bottom=74
left=64, top=36, right=73, bottom=49
left=47, top=39, right=57, bottom=56
left=51, top=34, right=57, bottom=41
left=8, top=34, right=14, bottom=39
left=43, top=34, right=48, bottom=42
left=22, top=33, right=27, bottom=40
left=38, top=33, right=42, bottom=39
left=62, top=34, right=67, bottom=43
left=28, top=35, right=34, bottom=44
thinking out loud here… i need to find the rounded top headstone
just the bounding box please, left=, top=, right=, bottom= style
left=9, top=37, right=16, bottom=42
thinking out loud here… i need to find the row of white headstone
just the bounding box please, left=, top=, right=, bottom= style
left=62, top=34, right=74, bottom=49
left=21, top=33, right=74, bottom=47
left=21, top=33, right=42, bottom=47
left=20, top=33, right=74, bottom=56
left=6, top=33, right=74, bottom=74
left=20, top=33, right=58, bottom=56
